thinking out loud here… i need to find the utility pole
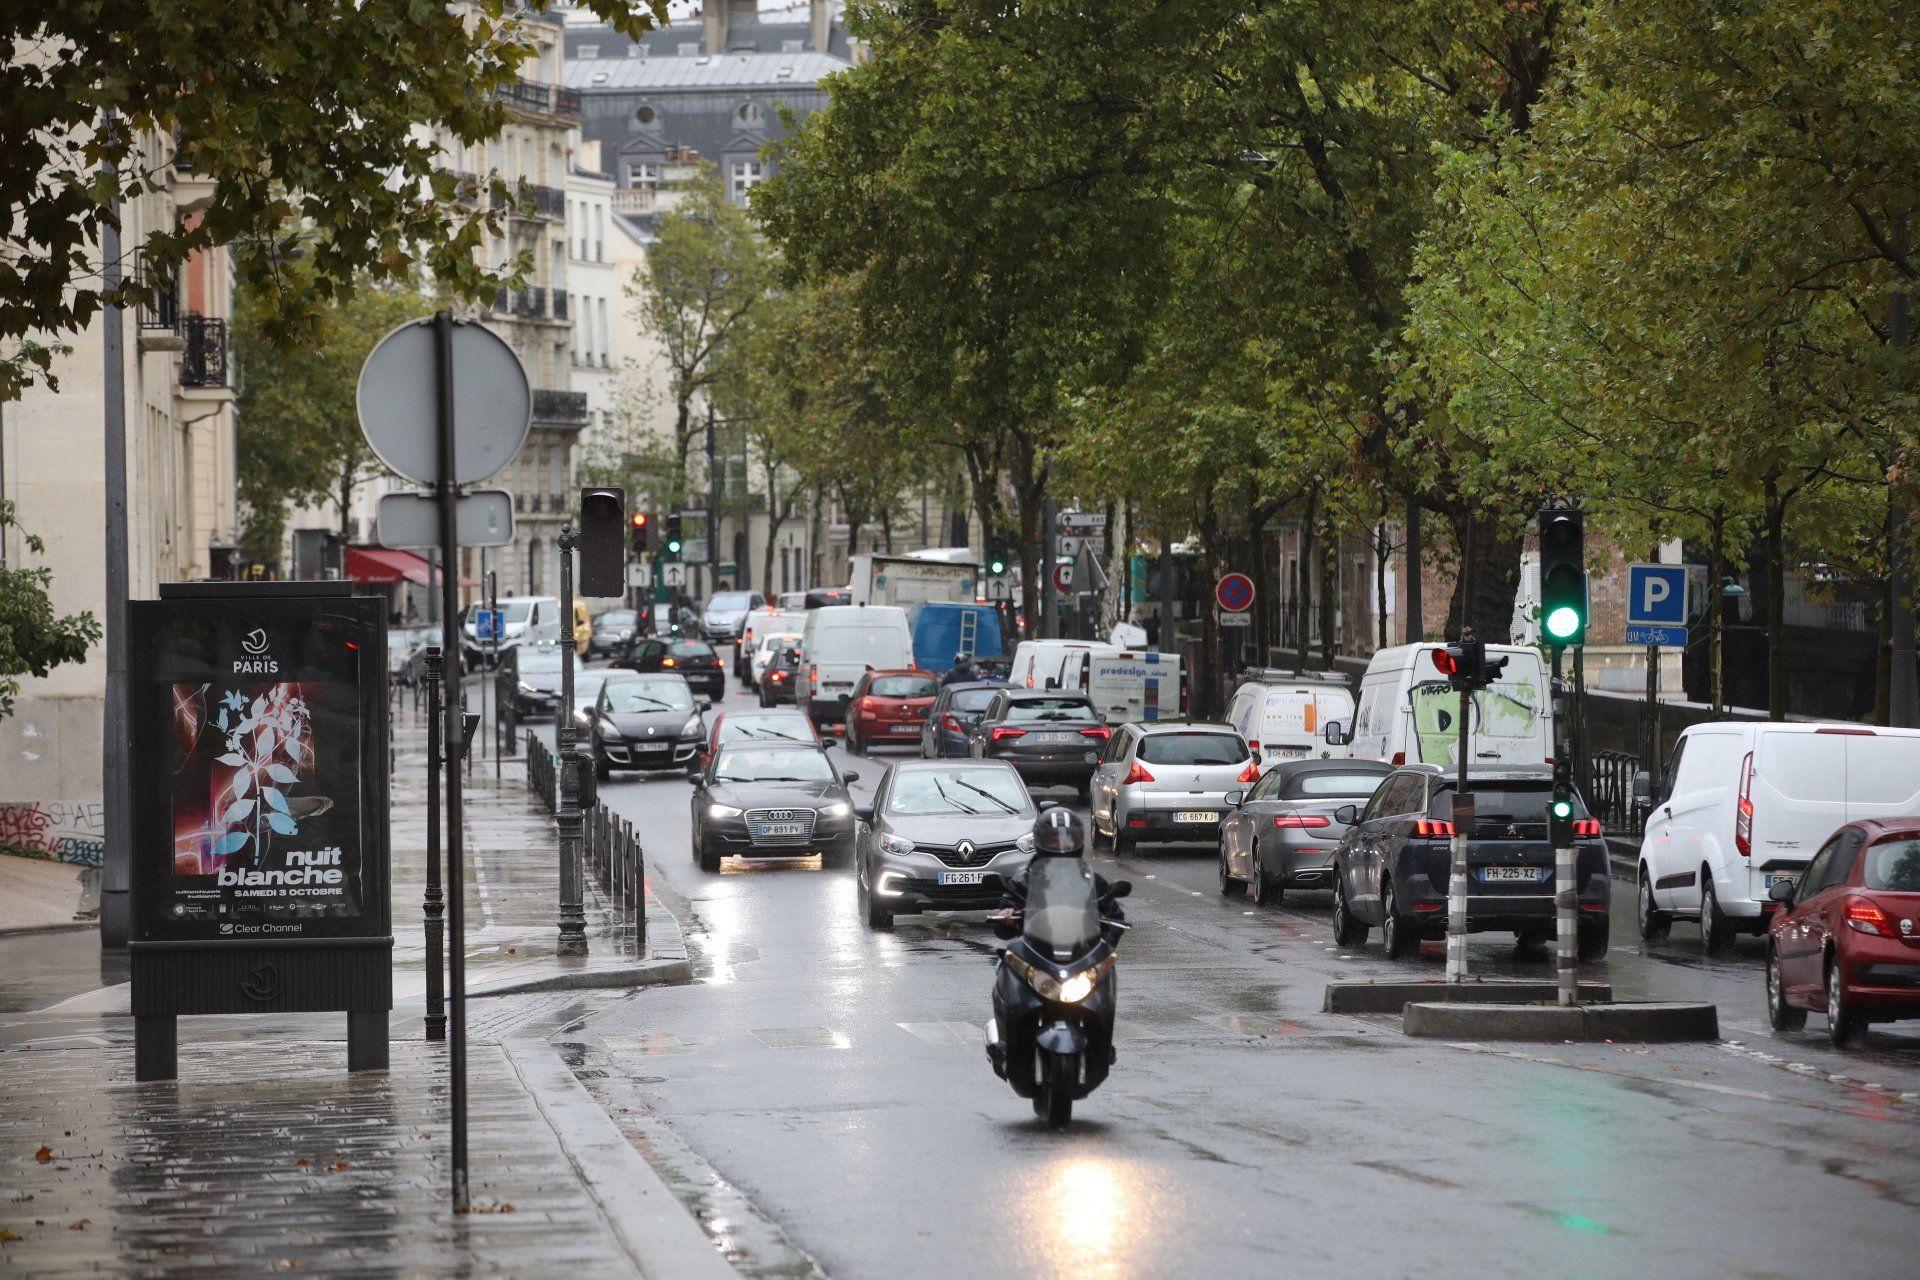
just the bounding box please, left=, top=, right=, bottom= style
left=705, top=402, right=720, bottom=594
left=555, top=525, right=587, bottom=957
left=1890, top=225, right=1917, bottom=727
left=100, top=153, right=132, bottom=949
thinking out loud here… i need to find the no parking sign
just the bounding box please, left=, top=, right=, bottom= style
left=1216, top=573, right=1255, bottom=613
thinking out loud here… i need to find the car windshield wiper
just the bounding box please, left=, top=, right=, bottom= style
left=622, top=697, right=675, bottom=710
left=932, top=777, right=981, bottom=815
left=947, top=777, right=1017, bottom=813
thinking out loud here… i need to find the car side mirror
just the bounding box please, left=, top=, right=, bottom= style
left=1631, top=770, right=1653, bottom=807
left=1323, top=720, right=1351, bottom=746
left=1224, top=790, right=1245, bottom=808
left=842, top=770, right=860, bottom=784
left=854, top=803, right=875, bottom=823
left=1334, top=804, right=1358, bottom=825
left=1111, top=880, right=1131, bottom=898
left=1044, top=677, right=1060, bottom=690
left=696, top=695, right=712, bottom=710
left=819, top=732, right=839, bottom=745
left=1769, top=878, right=1796, bottom=904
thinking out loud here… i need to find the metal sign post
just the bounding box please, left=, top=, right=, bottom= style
left=1447, top=677, right=1473, bottom=984
left=424, top=648, right=446, bottom=1042
left=556, top=525, right=587, bottom=957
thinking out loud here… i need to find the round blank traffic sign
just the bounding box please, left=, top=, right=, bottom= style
left=357, top=317, right=530, bottom=487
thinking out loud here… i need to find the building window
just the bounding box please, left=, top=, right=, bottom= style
left=730, top=160, right=763, bottom=197
left=597, top=298, right=609, bottom=364
left=782, top=39, right=804, bottom=54
left=677, top=41, right=698, bottom=57
left=626, top=43, right=645, bottom=59
left=736, top=101, right=762, bottom=126
left=578, top=43, right=599, bottom=59
left=632, top=162, right=661, bottom=190
left=635, top=103, right=659, bottom=127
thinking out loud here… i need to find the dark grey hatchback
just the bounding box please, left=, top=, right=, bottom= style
left=966, top=690, right=1110, bottom=795
left=853, top=760, right=1037, bottom=930
left=920, top=681, right=1003, bottom=759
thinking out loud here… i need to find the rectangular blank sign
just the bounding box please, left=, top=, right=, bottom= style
left=377, top=490, right=515, bottom=549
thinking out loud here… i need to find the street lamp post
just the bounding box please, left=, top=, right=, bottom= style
left=555, top=524, right=588, bottom=957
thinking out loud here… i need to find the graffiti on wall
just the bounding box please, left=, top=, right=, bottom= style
left=0, top=801, right=106, bottom=866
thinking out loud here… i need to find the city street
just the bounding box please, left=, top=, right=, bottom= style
left=543, top=678, right=1920, bottom=1280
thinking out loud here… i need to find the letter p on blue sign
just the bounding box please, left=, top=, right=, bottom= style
left=1626, top=564, right=1687, bottom=627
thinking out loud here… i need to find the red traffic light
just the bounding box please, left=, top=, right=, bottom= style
left=630, top=512, right=649, bottom=529
left=1432, top=647, right=1461, bottom=677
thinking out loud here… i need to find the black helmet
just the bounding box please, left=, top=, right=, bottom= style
left=1031, top=806, right=1084, bottom=857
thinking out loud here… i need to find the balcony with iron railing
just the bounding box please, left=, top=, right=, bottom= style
left=179, top=315, right=231, bottom=390
left=496, top=79, right=580, bottom=119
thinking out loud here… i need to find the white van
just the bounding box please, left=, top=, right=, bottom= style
left=1226, top=672, right=1356, bottom=768
left=739, top=606, right=808, bottom=683
left=1637, top=723, right=1920, bottom=950
left=461, top=595, right=561, bottom=665
left=796, top=604, right=914, bottom=723
left=1344, top=643, right=1553, bottom=768
left=1086, top=650, right=1183, bottom=724
left=1009, top=640, right=1109, bottom=693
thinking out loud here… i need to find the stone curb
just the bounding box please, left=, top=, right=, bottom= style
left=1325, top=979, right=1613, bottom=1014
left=505, top=1037, right=740, bottom=1280
left=1402, top=1000, right=1720, bottom=1042
left=0, top=919, right=98, bottom=939
left=471, top=955, right=693, bottom=998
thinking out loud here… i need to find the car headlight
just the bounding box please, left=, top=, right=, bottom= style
left=682, top=716, right=703, bottom=736
left=1015, top=833, right=1036, bottom=853
left=708, top=803, right=744, bottom=820
left=879, top=833, right=914, bottom=855
left=820, top=801, right=852, bottom=819
left=518, top=681, right=537, bottom=694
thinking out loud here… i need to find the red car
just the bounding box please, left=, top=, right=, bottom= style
left=1767, top=818, right=1920, bottom=1046
left=845, top=668, right=937, bottom=755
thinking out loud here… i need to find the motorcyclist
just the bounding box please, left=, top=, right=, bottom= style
left=994, top=806, right=1127, bottom=941
left=941, top=652, right=981, bottom=686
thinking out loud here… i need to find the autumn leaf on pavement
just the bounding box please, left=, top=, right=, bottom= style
left=32, top=1148, right=51, bottom=1164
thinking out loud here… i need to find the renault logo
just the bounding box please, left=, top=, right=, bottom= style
left=957, top=840, right=975, bottom=859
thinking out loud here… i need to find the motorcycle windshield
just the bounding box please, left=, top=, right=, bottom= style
left=1023, top=858, right=1101, bottom=958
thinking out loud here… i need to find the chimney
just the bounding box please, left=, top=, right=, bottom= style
left=703, top=2, right=727, bottom=55
left=578, top=139, right=602, bottom=173
left=811, top=0, right=830, bottom=53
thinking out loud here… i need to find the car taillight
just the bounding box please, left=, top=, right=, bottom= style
left=1080, top=726, right=1111, bottom=741
left=772, top=672, right=788, bottom=682
left=1735, top=750, right=1754, bottom=857
left=1248, top=739, right=1260, bottom=755
left=941, top=713, right=963, bottom=732
left=1236, top=760, right=1260, bottom=783
left=1414, top=818, right=1455, bottom=838
left=1845, top=898, right=1896, bottom=937
left=1124, top=760, right=1155, bottom=785
left=662, top=657, right=676, bottom=667
left=1273, top=815, right=1330, bottom=829
left=1391, top=752, right=1405, bottom=766
left=858, top=697, right=876, bottom=713
left=1573, top=818, right=1602, bottom=837
left=991, top=726, right=1028, bottom=742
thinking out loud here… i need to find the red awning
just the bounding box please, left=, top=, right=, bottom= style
left=345, top=546, right=475, bottom=588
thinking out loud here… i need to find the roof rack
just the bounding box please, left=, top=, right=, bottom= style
left=1238, top=666, right=1350, bottom=685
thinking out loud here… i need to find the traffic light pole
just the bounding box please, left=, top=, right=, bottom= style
left=1447, top=678, right=1472, bottom=984
left=1551, top=644, right=1576, bottom=1007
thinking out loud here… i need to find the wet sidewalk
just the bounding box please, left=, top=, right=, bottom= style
left=0, top=689, right=716, bottom=1278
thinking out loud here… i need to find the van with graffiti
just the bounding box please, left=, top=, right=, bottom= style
left=1340, top=643, right=1552, bottom=768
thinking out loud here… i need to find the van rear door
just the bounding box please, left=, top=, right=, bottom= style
left=1750, top=731, right=1849, bottom=898
left=1843, top=731, right=1920, bottom=821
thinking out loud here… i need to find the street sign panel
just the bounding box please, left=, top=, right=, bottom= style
left=627, top=563, right=651, bottom=588
left=1626, top=624, right=1687, bottom=647
left=1627, top=563, right=1688, bottom=627
left=1218, top=611, right=1252, bottom=628
left=357, top=318, right=529, bottom=487
left=1058, top=511, right=1107, bottom=532
left=376, top=490, right=514, bottom=549
left=662, top=564, right=687, bottom=588
left=473, top=609, right=504, bottom=642
left=1052, top=562, right=1073, bottom=594
left=1216, top=572, right=1255, bottom=613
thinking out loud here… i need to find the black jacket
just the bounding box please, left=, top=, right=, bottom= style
left=995, top=858, right=1126, bottom=940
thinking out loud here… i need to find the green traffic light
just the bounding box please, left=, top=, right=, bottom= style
left=1552, top=799, right=1574, bottom=818
left=667, top=539, right=682, bottom=554
left=989, top=559, right=1006, bottom=575
left=1544, top=604, right=1582, bottom=641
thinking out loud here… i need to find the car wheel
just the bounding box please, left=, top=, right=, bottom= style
left=1332, top=875, right=1367, bottom=946
left=822, top=839, right=853, bottom=872
left=1382, top=880, right=1419, bottom=960
left=695, top=829, right=720, bottom=874
left=859, top=865, right=893, bottom=931
left=846, top=725, right=862, bottom=755
left=1700, top=874, right=1735, bottom=955
left=1217, top=841, right=1241, bottom=896
left=1514, top=929, right=1550, bottom=960
left=1251, top=852, right=1284, bottom=907
left=1114, top=830, right=1136, bottom=857
left=1827, top=956, right=1864, bottom=1047
left=1637, top=869, right=1671, bottom=942
left=1577, top=919, right=1610, bottom=963
left=759, top=686, right=773, bottom=708
left=594, top=748, right=610, bottom=783
left=1767, top=947, right=1807, bottom=1032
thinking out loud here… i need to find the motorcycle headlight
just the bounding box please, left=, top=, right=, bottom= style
left=1056, top=971, right=1094, bottom=1004
left=879, top=833, right=914, bottom=855
left=1015, top=833, right=1036, bottom=854
left=820, top=801, right=852, bottom=819
left=707, top=803, right=744, bottom=820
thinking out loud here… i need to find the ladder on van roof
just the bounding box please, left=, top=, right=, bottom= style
left=957, top=606, right=979, bottom=660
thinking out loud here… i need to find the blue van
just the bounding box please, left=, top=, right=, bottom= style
left=910, top=603, right=1005, bottom=673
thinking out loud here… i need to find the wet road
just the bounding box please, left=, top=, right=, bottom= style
left=560, top=677, right=1920, bottom=1279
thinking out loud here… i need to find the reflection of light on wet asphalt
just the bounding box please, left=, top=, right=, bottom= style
left=1031, top=1157, right=1134, bottom=1279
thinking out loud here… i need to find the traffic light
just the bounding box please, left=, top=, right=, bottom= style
left=985, top=535, right=1009, bottom=579
left=663, top=511, right=683, bottom=559
left=1432, top=642, right=1468, bottom=687
left=629, top=510, right=654, bottom=555
left=1550, top=756, right=1576, bottom=847
left=578, top=486, right=626, bottom=597
left=1433, top=636, right=1509, bottom=690
left=1539, top=505, right=1587, bottom=647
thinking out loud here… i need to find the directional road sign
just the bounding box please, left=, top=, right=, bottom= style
left=1627, top=563, right=1688, bottom=648
left=1216, top=572, right=1255, bottom=613
left=1058, top=511, right=1108, bottom=532
left=662, top=563, right=687, bottom=588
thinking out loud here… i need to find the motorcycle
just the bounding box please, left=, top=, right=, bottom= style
left=986, top=857, right=1130, bottom=1126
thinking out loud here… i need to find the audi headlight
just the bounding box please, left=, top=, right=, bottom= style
left=708, top=803, right=744, bottom=820
left=879, top=833, right=915, bottom=855
left=1015, top=833, right=1036, bottom=854
left=820, top=801, right=852, bottom=819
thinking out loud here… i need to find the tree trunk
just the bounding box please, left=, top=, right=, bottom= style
left=1295, top=514, right=1314, bottom=672
left=1319, top=528, right=1337, bottom=667
left=1198, top=497, right=1224, bottom=717
left=1404, top=494, right=1423, bottom=644
left=337, top=464, right=353, bottom=544
left=1445, top=510, right=1524, bottom=643
left=1709, top=509, right=1726, bottom=714
left=1763, top=476, right=1788, bottom=721
left=1878, top=571, right=1894, bottom=725
left=760, top=462, right=788, bottom=599
left=1008, top=437, right=1045, bottom=641
left=673, top=396, right=693, bottom=507
left=1375, top=519, right=1390, bottom=650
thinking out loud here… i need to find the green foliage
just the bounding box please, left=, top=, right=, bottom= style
left=3, top=0, right=665, bottom=402
left=233, top=273, right=433, bottom=559
left=0, top=501, right=101, bottom=720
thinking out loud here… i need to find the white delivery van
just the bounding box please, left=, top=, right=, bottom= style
left=1226, top=672, right=1356, bottom=768
left=461, top=595, right=561, bottom=666
left=796, top=604, right=914, bottom=723
left=1009, top=640, right=1109, bottom=692
left=1344, top=643, right=1552, bottom=768
left=738, top=607, right=808, bottom=683
left=1637, top=722, right=1920, bottom=951
left=1086, top=650, right=1184, bottom=724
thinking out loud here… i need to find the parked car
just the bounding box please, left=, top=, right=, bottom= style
left=589, top=608, right=647, bottom=659
left=803, top=586, right=851, bottom=609
left=758, top=643, right=804, bottom=707
left=1330, top=765, right=1611, bottom=960
left=588, top=673, right=707, bottom=778
left=617, top=635, right=725, bottom=700
left=1225, top=669, right=1356, bottom=770
left=702, top=590, right=766, bottom=644
left=1340, top=643, right=1552, bottom=768
left=387, top=625, right=433, bottom=683
left=1767, top=819, right=1920, bottom=1045
left=1218, top=758, right=1395, bottom=903
left=966, top=690, right=1110, bottom=796
left=795, top=604, right=913, bottom=725
left=1086, top=722, right=1256, bottom=853
left=688, top=743, right=859, bottom=872
left=921, top=682, right=1003, bottom=759
left=497, top=642, right=565, bottom=719
left=1637, top=723, right=1920, bottom=952
left=846, top=668, right=939, bottom=754
left=748, top=628, right=805, bottom=688
left=853, top=760, right=1038, bottom=930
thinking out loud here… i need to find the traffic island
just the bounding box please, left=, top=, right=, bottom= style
left=1324, top=978, right=1613, bottom=1015
left=1401, top=1000, right=1719, bottom=1043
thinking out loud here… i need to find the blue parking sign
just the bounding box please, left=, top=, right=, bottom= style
left=1626, top=564, right=1687, bottom=628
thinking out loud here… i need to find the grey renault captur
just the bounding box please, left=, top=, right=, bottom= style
left=854, top=759, right=1038, bottom=930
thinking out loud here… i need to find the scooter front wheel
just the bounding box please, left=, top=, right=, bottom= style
left=1033, top=1052, right=1075, bottom=1127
